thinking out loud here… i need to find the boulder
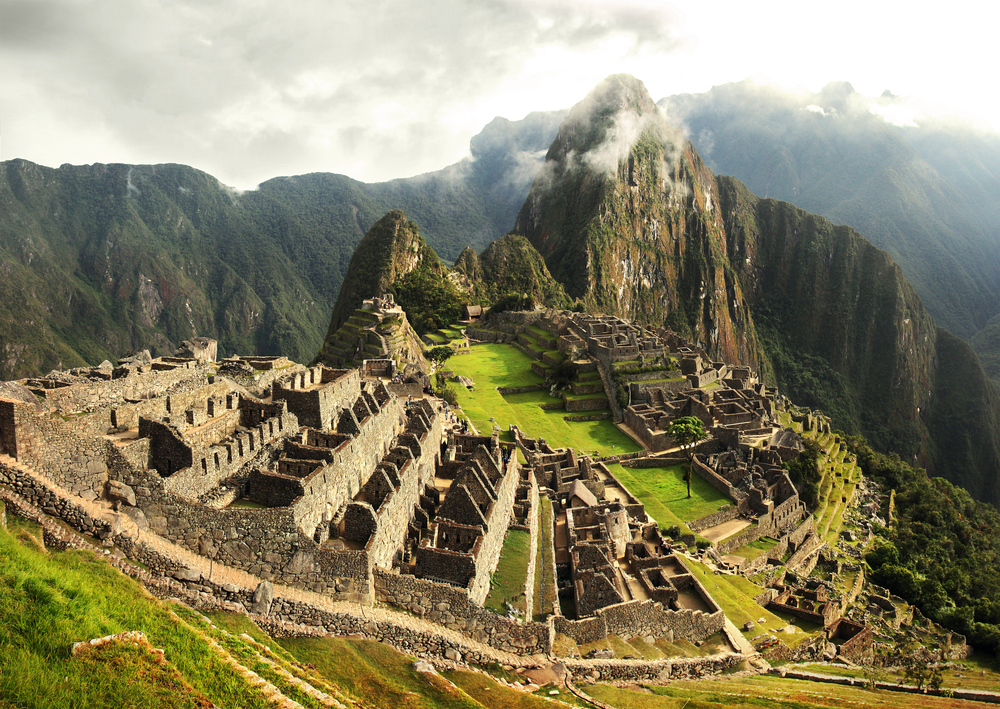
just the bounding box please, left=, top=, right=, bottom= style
left=105, top=480, right=137, bottom=507
left=413, top=660, right=437, bottom=674
left=120, top=506, right=149, bottom=531
left=0, top=381, right=44, bottom=413
left=117, top=349, right=152, bottom=367
left=174, top=337, right=217, bottom=362
left=444, top=647, right=462, bottom=662
left=252, top=581, right=274, bottom=615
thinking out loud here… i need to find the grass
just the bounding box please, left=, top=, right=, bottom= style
left=682, top=559, right=799, bottom=644
left=533, top=497, right=556, bottom=621
left=0, top=519, right=268, bottom=709
left=605, top=463, right=730, bottom=531
left=485, top=529, right=532, bottom=614
left=731, top=537, right=780, bottom=561
left=588, top=673, right=1000, bottom=709
left=443, top=670, right=566, bottom=708
left=449, top=344, right=640, bottom=456
left=279, top=636, right=488, bottom=709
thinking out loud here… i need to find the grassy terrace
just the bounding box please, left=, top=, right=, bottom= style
left=484, top=529, right=531, bottom=614
left=532, top=498, right=556, bottom=621
left=606, top=463, right=730, bottom=533
left=683, top=558, right=818, bottom=645
left=589, top=673, right=988, bottom=709
left=449, top=344, right=639, bottom=456
left=731, top=536, right=779, bottom=561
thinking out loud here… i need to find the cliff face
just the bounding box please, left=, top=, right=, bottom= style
left=514, top=74, right=763, bottom=369
left=716, top=176, right=935, bottom=456
left=511, top=73, right=1000, bottom=506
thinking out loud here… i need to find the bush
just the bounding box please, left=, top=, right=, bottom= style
left=662, top=525, right=682, bottom=540
left=438, top=386, right=459, bottom=406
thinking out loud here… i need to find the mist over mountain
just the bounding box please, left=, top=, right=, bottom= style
left=659, top=80, right=1000, bottom=344
left=512, top=74, right=1000, bottom=506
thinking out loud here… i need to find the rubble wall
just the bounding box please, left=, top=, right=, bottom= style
left=374, top=569, right=552, bottom=655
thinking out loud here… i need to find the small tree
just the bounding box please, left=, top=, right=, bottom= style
left=426, top=346, right=454, bottom=368
left=666, top=416, right=708, bottom=498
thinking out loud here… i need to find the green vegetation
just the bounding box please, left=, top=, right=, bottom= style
left=848, top=434, right=1000, bottom=660
left=448, top=344, right=640, bottom=456
left=664, top=416, right=708, bottom=498
left=455, top=233, right=572, bottom=311
left=683, top=559, right=799, bottom=643
left=532, top=498, right=556, bottom=621
left=279, top=636, right=483, bottom=709
left=485, top=530, right=532, bottom=614
left=589, top=672, right=971, bottom=708
left=0, top=517, right=267, bottom=708
left=606, top=463, right=729, bottom=532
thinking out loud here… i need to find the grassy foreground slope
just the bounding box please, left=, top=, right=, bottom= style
left=0, top=515, right=268, bottom=709
left=0, top=511, right=571, bottom=709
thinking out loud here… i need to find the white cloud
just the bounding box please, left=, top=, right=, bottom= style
left=0, top=0, right=997, bottom=189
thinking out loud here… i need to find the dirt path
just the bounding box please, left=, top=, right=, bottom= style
left=700, top=518, right=752, bottom=543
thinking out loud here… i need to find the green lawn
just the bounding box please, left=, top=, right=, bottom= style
left=731, top=537, right=779, bottom=561
left=450, top=344, right=640, bottom=456
left=485, top=529, right=532, bottom=613
left=683, top=559, right=793, bottom=643
left=606, top=463, right=730, bottom=532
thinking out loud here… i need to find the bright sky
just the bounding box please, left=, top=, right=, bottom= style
left=2, top=0, right=997, bottom=189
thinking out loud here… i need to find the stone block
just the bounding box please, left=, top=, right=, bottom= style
left=106, top=480, right=137, bottom=507
left=253, top=581, right=274, bottom=615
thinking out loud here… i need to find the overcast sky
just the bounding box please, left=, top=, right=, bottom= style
left=3, top=0, right=998, bottom=189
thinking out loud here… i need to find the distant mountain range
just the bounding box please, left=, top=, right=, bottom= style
left=3, top=75, right=1000, bottom=505
left=0, top=110, right=564, bottom=376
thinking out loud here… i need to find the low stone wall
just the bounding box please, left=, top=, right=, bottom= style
left=620, top=455, right=687, bottom=468
left=374, top=569, right=552, bottom=655
left=563, top=413, right=610, bottom=422
left=717, top=523, right=763, bottom=555
left=688, top=505, right=739, bottom=533
left=563, top=397, right=608, bottom=413
left=553, top=595, right=724, bottom=647
left=565, top=653, right=742, bottom=682
left=691, top=457, right=742, bottom=504
left=497, top=385, right=544, bottom=395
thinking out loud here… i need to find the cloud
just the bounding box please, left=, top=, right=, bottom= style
left=0, top=0, right=685, bottom=188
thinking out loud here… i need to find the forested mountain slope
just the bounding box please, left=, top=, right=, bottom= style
left=0, top=110, right=564, bottom=378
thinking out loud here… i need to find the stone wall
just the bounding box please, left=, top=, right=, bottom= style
left=30, top=363, right=212, bottom=416
left=691, top=457, right=743, bottom=504
left=161, top=409, right=297, bottom=501
left=0, top=399, right=109, bottom=499
left=563, top=397, right=608, bottom=413
left=469, top=454, right=522, bottom=603
left=688, top=505, right=740, bottom=533
left=289, top=394, right=403, bottom=540
left=497, top=385, right=545, bottom=395
left=374, top=569, right=552, bottom=655
left=271, top=367, right=360, bottom=430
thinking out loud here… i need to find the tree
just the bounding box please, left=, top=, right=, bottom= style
left=426, top=346, right=454, bottom=368
left=666, top=416, right=708, bottom=498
